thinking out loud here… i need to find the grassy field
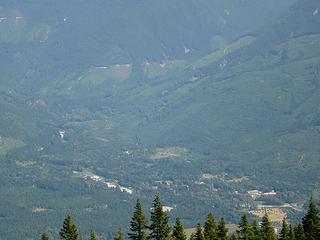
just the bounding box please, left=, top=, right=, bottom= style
left=0, top=137, right=25, bottom=156
left=79, top=65, right=132, bottom=86
left=150, top=147, right=188, bottom=160
left=191, top=36, right=255, bottom=69
left=249, top=208, right=287, bottom=223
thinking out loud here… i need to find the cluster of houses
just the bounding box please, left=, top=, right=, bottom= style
left=247, top=189, right=277, bottom=199
left=87, top=174, right=133, bottom=195
left=73, top=170, right=134, bottom=195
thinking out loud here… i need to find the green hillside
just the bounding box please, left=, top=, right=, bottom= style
left=1, top=0, right=320, bottom=239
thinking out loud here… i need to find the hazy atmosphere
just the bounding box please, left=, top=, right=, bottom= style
left=0, top=0, right=320, bottom=239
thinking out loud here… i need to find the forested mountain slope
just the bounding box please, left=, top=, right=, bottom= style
left=2, top=0, right=320, bottom=239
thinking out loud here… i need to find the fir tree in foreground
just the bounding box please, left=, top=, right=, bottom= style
left=115, top=228, right=125, bottom=240
left=229, top=234, right=236, bottom=240
left=237, top=214, right=253, bottom=240
left=90, top=230, right=98, bottom=240
left=172, top=218, right=187, bottom=240
left=59, top=214, right=79, bottom=240
left=204, top=213, right=218, bottom=240
left=288, top=225, right=293, bottom=240
left=293, top=223, right=305, bottom=240
left=41, top=233, right=50, bottom=240
left=217, top=218, right=228, bottom=240
left=302, top=198, right=320, bottom=240
left=150, top=194, right=171, bottom=240
left=251, top=219, right=261, bottom=240
left=260, top=214, right=276, bottom=240
left=279, top=218, right=289, bottom=240
left=128, top=199, right=149, bottom=240
left=195, top=224, right=205, bottom=240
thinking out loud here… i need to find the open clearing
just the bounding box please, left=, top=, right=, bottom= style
left=150, top=147, right=188, bottom=160
left=249, top=208, right=286, bottom=222
left=0, top=137, right=25, bottom=156
left=32, top=207, right=47, bottom=213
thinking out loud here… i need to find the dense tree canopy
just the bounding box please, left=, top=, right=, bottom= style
left=39, top=196, right=320, bottom=240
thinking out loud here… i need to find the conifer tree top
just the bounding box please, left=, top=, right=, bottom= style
left=128, top=199, right=148, bottom=240
left=172, top=218, right=187, bottom=240
left=302, top=198, right=320, bottom=240
left=41, top=233, right=50, bottom=240
left=59, top=214, right=79, bottom=240
left=150, top=194, right=171, bottom=240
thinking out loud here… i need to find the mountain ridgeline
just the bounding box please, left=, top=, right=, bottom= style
left=0, top=0, right=320, bottom=239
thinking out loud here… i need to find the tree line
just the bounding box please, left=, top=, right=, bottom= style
left=41, top=195, right=320, bottom=240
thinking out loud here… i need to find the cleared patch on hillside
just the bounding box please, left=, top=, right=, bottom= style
left=32, top=207, right=47, bottom=213
left=0, top=137, right=25, bottom=156
left=77, top=64, right=132, bottom=86
left=226, top=176, right=250, bottom=184
left=200, top=173, right=216, bottom=180
left=142, top=60, right=187, bottom=79
left=0, top=8, right=26, bottom=42
left=150, top=147, right=188, bottom=160
left=276, top=33, right=320, bottom=61
left=192, top=36, right=255, bottom=69
left=249, top=208, right=286, bottom=222
left=15, top=160, right=36, bottom=167
left=84, top=208, right=94, bottom=213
